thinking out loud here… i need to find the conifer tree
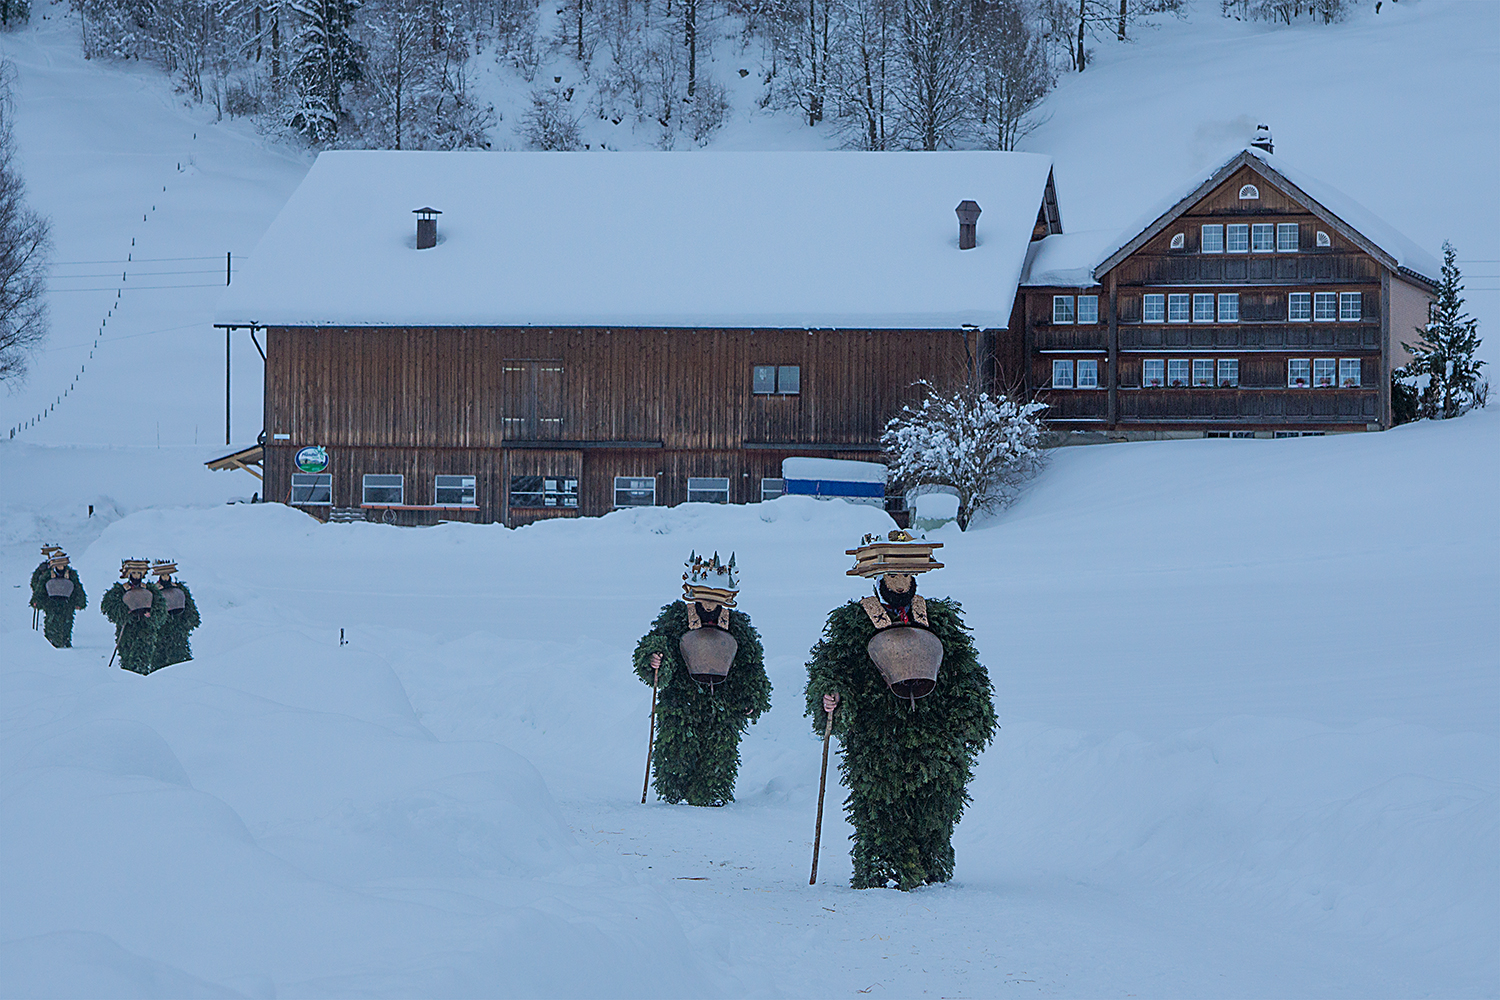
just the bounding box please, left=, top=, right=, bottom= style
left=1399, top=242, right=1486, bottom=419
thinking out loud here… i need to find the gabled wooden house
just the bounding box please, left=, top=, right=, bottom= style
left=1014, top=148, right=1439, bottom=438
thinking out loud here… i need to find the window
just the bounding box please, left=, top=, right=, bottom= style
left=510, top=476, right=578, bottom=508
left=1169, top=233, right=1186, bottom=250
left=1193, top=294, right=1215, bottom=323
left=760, top=478, right=785, bottom=502
left=1201, top=224, right=1224, bottom=254
left=1143, top=359, right=1165, bottom=387
left=686, top=477, right=730, bottom=504
left=1168, top=359, right=1190, bottom=387
left=1314, top=292, right=1337, bottom=321
left=1218, top=359, right=1239, bottom=387
left=1239, top=184, right=1260, bottom=200
left=1316, top=230, right=1332, bottom=248
left=614, top=476, right=656, bottom=508
left=1289, top=292, right=1311, bottom=320
left=291, top=473, right=332, bottom=505
left=502, top=360, right=564, bottom=439
left=1339, top=358, right=1362, bottom=388
left=1077, top=359, right=1099, bottom=388
left=1192, top=359, right=1215, bottom=387
left=1227, top=224, right=1249, bottom=253
left=1339, top=292, right=1362, bottom=321
left=1077, top=295, right=1099, bottom=324
left=1218, top=293, right=1239, bottom=322
left=1143, top=294, right=1165, bottom=323
left=752, top=365, right=801, bottom=395
left=1288, top=359, right=1310, bottom=387
left=1052, top=359, right=1074, bottom=388
left=363, top=474, right=404, bottom=505
left=1251, top=223, right=1275, bottom=252
left=1053, top=295, right=1075, bottom=323
left=1277, top=223, right=1299, bottom=252
left=434, top=475, right=476, bottom=506
left=1168, top=294, right=1190, bottom=323
left=1313, top=358, right=1337, bottom=388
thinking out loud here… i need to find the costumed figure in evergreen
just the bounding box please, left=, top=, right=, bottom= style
left=30, top=546, right=86, bottom=648
left=804, top=531, right=996, bottom=890
left=149, top=561, right=200, bottom=671
left=633, top=552, right=771, bottom=807
left=101, top=559, right=165, bottom=675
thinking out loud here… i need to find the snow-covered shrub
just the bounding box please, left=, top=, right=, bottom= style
left=881, top=380, right=1048, bottom=530
left=520, top=86, right=583, bottom=150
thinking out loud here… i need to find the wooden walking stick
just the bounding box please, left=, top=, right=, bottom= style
left=641, top=652, right=662, bottom=804
left=107, top=623, right=122, bottom=669
left=810, top=692, right=838, bottom=885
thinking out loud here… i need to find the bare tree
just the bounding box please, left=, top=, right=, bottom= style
left=0, top=59, right=50, bottom=387
left=973, top=0, right=1050, bottom=150
left=361, top=0, right=427, bottom=147
left=891, top=0, right=975, bottom=150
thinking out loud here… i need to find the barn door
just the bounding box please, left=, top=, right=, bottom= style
left=501, top=359, right=564, bottom=441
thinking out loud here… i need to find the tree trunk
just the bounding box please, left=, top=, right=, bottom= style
left=1077, top=0, right=1087, bottom=70
left=685, top=0, right=696, bottom=98
left=1118, top=0, right=1127, bottom=39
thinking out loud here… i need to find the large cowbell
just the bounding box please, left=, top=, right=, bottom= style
left=866, top=626, right=944, bottom=702
left=122, top=588, right=154, bottom=612
left=45, top=577, right=75, bottom=598
left=679, top=626, right=738, bottom=686
left=162, top=586, right=186, bottom=612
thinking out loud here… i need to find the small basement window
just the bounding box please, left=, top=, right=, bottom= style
left=1227, top=224, right=1249, bottom=253
left=760, top=478, right=785, bottom=502
left=291, top=473, right=332, bottom=505
left=1053, top=295, right=1075, bottom=324
left=1143, top=294, right=1166, bottom=323
left=1316, top=230, right=1332, bottom=247
left=1201, top=224, right=1224, bottom=254
left=1339, top=358, right=1362, bottom=388
left=1077, top=295, right=1099, bottom=324
left=1077, top=359, right=1099, bottom=388
left=510, top=476, right=578, bottom=509
left=752, top=365, right=801, bottom=395
left=362, top=474, right=403, bottom=505
left=1192, top=359, right=1215, bottom=387
left=1169, top=233, right=1186, bottom=250
left=1143, top=359, right=1165, bottom=387
left=434, top=475, right=476, bottom=506
left=687, top=477, right=730, bottom=504
left=1052, top=359, right=1074, bottom=388
left=1218, top=359, right=1239, bottom=387
left=1168, top=359, right=1190, bottom=387
left=614, top=476, right=656, bottom=508
left=1239, top=184, right=1260, bottom=200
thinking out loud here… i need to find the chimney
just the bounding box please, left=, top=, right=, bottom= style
left=955, top=200, right=982, bottom=251
left=1250, top=124, right=1274, bottom=155
left=413, top=207, right=442, bottom=250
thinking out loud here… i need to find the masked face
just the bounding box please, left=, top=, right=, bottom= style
left=877, top=573, right=916, bottom=608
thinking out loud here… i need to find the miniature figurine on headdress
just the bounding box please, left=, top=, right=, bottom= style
left=30, top=545, right=87, bottom=648
left=804, top=529, right=995, bottom=890
left=101, top=558, right=165, bottom=675
left=148, top=560, right=200, bottom=671
left=632, top=551, right=771, bottom=807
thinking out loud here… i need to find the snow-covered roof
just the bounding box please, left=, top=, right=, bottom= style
left=216, top=150, right=1057, bottom=330
left=1025, top=149, right=1440, bottom=289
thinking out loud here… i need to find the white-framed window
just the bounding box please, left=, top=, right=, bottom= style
left=1314, top=292, right=1338, bottom=321
left=434, top=474, right=476, bottom=506
left=1053, top=295, right=1075, bottom=323
left=1289, top=292, right=1312, bottom=320
left=510, top=476, right=578, bottom=509
left=291, top=473, right=332, bottom=505
left=1077, top=359, right=1099, bottom=388
left=1227, top=224, right=1249, bottom=253
left=1288, top=359, right=1310, bottom=388
left=1339, top=358, right=1362, bottom=388
left=1168, top=359, right=1190, bottom=387
left=687, top=477, right=730, bottom=504
left=1218, top=293, right=1239, bottom=322
left=1201, top=224, right=1224, bottom=254
left=1277, top=223, right=1299, bottom=252
left=1052, top=359, right=1074, bottom=388
left=1339, top=292, right=1362, bottom=321
left=1077, top=295, right=1099, bottom=324
left=614, top=476, right=656, bottom=508
left=1316, top=230, right=1332, bottom=247
left=1251, top=223, right=1275, bottom=252
left=1168, top=294, right=1190, bottom=323
left=1143, top=294, right=1165, bottom=323
left=1239, top=184, right=1260, bottom=200
left=1313, top=358, right=1337, bottom=388
left=1218, top=359, right=1239, bottom=387
left=1192, top=359, right=1215, bottom=387
left=760, top=478, right=785, bottom=502
left=1143, top=359, right=1165, bottom=387
left=362, top=474, right=403, bottom=505
left=752, top=365, right=801, bottom=395
left=1169, top=233, right=1186, bottom=250
left=1193, top=294, right=1215, bottom=323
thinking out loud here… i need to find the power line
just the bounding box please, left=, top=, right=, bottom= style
left=48, top=254, right=248, bottom=265
left=49, top=282, right=230, bottom=292
left=51, top=268, right=227, bottom=278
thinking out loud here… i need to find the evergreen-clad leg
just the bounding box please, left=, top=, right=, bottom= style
left=42, top=606, right=75, bottom=648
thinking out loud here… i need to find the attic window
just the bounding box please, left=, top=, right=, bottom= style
left=1169, top=233, right=1186, bottom=249
left=1239, top=184, right=1260, bottom=200
left=1316, top=230, right=1332, bottom=247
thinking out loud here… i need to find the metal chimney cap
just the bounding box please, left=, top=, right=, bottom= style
left=412, top=207, right=443, bottom=218
left=955, top=200, right=982, bottom=224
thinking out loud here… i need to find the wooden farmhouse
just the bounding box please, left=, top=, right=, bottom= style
left=215, top=151, right=1062, bottom=525
left=1014, top=147, right=1440, bottom=438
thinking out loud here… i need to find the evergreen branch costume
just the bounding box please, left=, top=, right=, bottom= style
left=150, top=563, right=200, bottom=671
left=632, top=553, right=772, bottom=807
left=29, top=549, right=86, bottom=648
left=101, top=560, right=165, bottom=675
left=804, top=533, right=996, bottom=891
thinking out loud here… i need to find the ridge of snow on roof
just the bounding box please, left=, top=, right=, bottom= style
left=1019, top=230, right=1117, bottom=288
left=216, top=150, right=1056, bottom=330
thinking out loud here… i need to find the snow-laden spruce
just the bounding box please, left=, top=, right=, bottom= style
left=881, top=381, right=1047, bottom=530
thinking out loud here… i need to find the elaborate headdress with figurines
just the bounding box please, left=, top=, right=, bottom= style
left=41, top=545, right=62, bottom=558
left=845, top=530, right=944, bottom=578
left=151, top=560, right=177, bottom=578
left=682, top=551, right=739, bottom=608
left=47, top=549, right=70, bottom=568
left=120, top=558, right=151, bottom=578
